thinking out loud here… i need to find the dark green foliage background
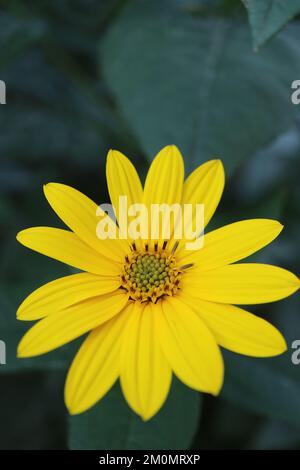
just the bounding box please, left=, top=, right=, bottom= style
left=0, top=0, right=300, bottom=449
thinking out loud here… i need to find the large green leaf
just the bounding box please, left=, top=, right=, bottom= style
left=243, top=0, right=300, bottom=49
left=101, top=0, right=300, bottom=175
left=69, top=379, right=201, bottom=450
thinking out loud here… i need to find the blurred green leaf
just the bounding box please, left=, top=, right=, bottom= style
left=0, top=371, right=66, bottom=449
left=235, top=125, right=300, bottom=205
left=242, top=0, right=300, bottom=49
left=221, top=346, right=300, bottom=429
left=194, top=396, right=260, bottom=449
left=0, top=12, right=45, bottom=68
left=0, top=241, right=78, bottom=372
left=246, top=418, right=300, bottom=450
left=0, top=106, right=106, bottom=165
left=0, top=192, right=79, bottom=372
left=101, top=0, right=300, bottom=175
left=219, top=283, right=300, bottom=429
left=4, top=68, right=118, bottom=164
left=1, top=0, right=119, bottom=54
left=0, top=10, right=135, bottom=168
left=69, top=379, right=201, bottom=450
left=0, top=46, right=118, bottom=166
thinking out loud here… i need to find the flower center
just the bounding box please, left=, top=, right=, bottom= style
left=121, top=249, right=181, bottom=303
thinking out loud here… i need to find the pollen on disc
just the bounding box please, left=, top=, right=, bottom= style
left=121, top=250, right=181, bottom=303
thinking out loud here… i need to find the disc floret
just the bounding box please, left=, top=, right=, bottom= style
left=121, top=250, right=181, bottom=302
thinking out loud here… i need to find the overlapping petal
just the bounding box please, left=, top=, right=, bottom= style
left=155, top=296, right=223, bottom=394
left=44, top=183, right=129, bottom=261
left=183, top=263, right=300, bottom=304
left=180, top=159, right=224, bottom=239
left=144, top=145, right=184, bottom=206
left=65, top=306, right=130, bottom=415
left=178, top=219, right=283, bottom=268
left=106, top=150, right=143, bottom=224
left=17, top=273, right=120, bottom=321
left=180, top=293, right=287, bottom=357
left=106, top=150, right=144, bottom=250
left=17, top=290, right=129, bottom=357
left=143, top=145, right=184, bottom=247
left=120, top=302, right=172, bottom=420
left=16, top=227, right=121, bottom=276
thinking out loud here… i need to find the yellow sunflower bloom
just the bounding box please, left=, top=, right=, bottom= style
left=16, top=145, right=299, bottom=420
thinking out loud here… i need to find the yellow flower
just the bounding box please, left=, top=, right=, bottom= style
left=16, top=145, right=299, bottom=420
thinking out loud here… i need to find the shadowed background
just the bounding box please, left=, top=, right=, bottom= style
left=0, top=0, right=300, bottom=450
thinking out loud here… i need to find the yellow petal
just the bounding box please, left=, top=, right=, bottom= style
left=106, top=150, right=144, bottom=250
left=155, top=296, right=223, bottom=395
left=16, top=227, right=121, bottom=276
left=65, top=306, right=130, bottom=415
left=44, top=183, right=128, bottom=262
left=106, top=150, right=143, bottom=222
left=143, top=145, right=184, bottom=247
left=144, top=145, right=184, bottom=205
left=178, top=219, right=283, bottom=268
left=183, top=263, right=300, bottom=304
left=17, top=273, right=120, bottom=321
left=180, top=293, right=287, bottom=357
left=120, top=302, right=172, bottom=420
left=17, top=290, right=128, bottom=357
left=181, top=159, right=224, bottom=234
